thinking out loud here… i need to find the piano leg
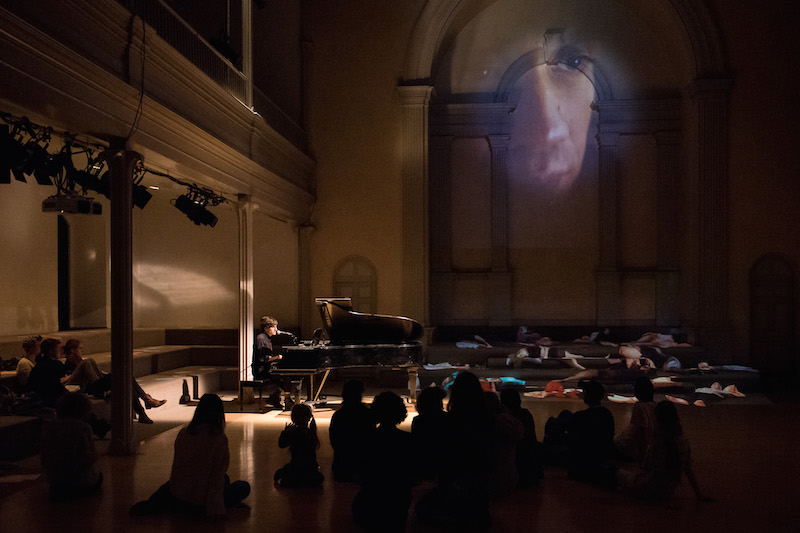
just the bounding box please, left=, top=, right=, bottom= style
left=407, top=366, right=418, bottom=402
left=313, top=369, right=331, bottom=402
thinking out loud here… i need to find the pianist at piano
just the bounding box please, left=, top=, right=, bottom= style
left=251, top=315, right=292, bottom=408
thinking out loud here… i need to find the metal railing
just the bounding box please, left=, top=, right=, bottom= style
left=124, top=0, right=248, bottom=103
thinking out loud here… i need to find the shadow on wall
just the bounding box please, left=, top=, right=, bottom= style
left=135, top=263, right=235, bottom=309
left=15, top=305, right=57, bottom=333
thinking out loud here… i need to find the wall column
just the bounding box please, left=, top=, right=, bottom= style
left=298, top=223, right=314, bottom=338
left=596, top=131, right=621, bottom=324
left=690, top=77, right=733, bottom=357
left=487, top=134, right=512, bottom=325
left=397, top=85, right=433, bottom=325
left=655, top=131, right=682, bottom=326
left=240, top=0, right=253, bottom=107
left=487, top=135, right=510, bottom=272
left=429, top=135, right=453, bottom=273
left=237, top=194, right=254, bottom=381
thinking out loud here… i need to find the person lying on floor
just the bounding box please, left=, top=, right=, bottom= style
left=557, top=342, right=669, bottom=384
left=63, top=339, right=166, bottom=424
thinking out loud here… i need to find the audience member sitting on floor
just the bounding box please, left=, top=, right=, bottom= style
left=411, top=385, right=448, bottom=481
left=566, top=380, right=616, bottom=487
left=62, top=339, right=166, bottom=424
left=26, top=338, right=70, bottom=407
left=329, top=379, right=375, bottom=482
left=40, top=391, right=103, bottom=501
left=15, top=334, right=41, bottom=390
left=352, top=391, right=415, bottom=533
left=274, top=403, right=324, bottom=488
left=26, top=338, right=111, bottom=439
left=542, top=409, right=573, bottom=466
left=616, top=400, right=712, bottom=501
left=130, top=393, right=251, bottom=518
left=500, top=388, right=544, bottom=486
left=416, top=371, right=493, bottom=531
left=484, top=391, right=524, bottom=497
left=614, top=376, right=657, bottom=462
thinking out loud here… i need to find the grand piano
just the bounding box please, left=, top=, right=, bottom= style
left=272, top=298, right=424, bottom=402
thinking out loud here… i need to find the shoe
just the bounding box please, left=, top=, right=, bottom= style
left=144, top=396, right=167, bottom=409
left=138, top=412, right=153, bottom=424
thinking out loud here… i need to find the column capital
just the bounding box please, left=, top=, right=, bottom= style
left=487, top=134, right=511, bottom=150
left=396, top=84, right=434, bottom=106
left=688, top=77, right=733, bottom=99
left=596, top=131, right=620, bottom=147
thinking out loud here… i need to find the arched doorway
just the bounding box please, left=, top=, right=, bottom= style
left=333, top=255, right=377, bottom=314
left=750, top=255, right=797, bottom=389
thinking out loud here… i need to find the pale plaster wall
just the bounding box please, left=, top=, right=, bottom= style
left=306, top=0, right=426, bottom=318
left=253, top=210, right=300, bottom=332
left=0, top=180, right=59, bottom=335
left=131, top=184, right=239, bottom=328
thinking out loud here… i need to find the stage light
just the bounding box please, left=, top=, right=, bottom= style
left=2, top=129, right=29, bottom=183
left=33, top=152, right=65, bottom=185
left=133, top=183, right=152, bottom=209
left=172, top=190, right=218, bottom=227
left=0, top=124, right=13, bottom=184
left=131, top=166, right=152, bottom=209
left=68, top=166, right=104, bottom=194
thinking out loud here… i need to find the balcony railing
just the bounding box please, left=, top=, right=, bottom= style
left=124, top=0, right=247, bottom=103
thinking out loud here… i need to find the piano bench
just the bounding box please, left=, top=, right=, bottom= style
left=239, top=380, right=280, bottom=413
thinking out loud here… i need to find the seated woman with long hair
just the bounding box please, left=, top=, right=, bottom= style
left=130, top=394, right=250, bottom=517
left=616, top=400, right=711, bottom=501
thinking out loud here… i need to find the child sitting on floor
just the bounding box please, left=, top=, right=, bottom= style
left=274, top=403, right=324, bottom=488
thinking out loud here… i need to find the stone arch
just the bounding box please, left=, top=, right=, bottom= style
left=399, top=0, right=731, bottom=341
left=493, top=48, right=614, bottom=103
left=402, top=0, right=727, bottom=83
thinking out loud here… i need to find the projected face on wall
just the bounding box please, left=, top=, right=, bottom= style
left=508, top=41, right=597, bottom=194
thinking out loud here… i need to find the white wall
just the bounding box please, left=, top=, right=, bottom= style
left=252, top=211, right=300, bottom=333
left=0, top=180, right=59, bottom=335
left=132, top=184, right=239, bottom=328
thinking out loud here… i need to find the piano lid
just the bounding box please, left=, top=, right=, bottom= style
left=315, top=298, right=423, bottom=345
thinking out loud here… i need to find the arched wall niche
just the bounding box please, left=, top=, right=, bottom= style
left=399, top=0, right=731, bottom=353
left=332, top=255, right=378, bottom=315
left=749, top=254, right=797, bottom=386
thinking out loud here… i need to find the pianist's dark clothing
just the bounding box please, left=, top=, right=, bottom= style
left=252, top=332, right=275, bottom=381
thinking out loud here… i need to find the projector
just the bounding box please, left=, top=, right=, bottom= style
left=42, top=194, right=103, bottom=215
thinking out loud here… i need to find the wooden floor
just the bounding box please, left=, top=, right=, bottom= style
left=1, top=384, right=799, bottom=533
